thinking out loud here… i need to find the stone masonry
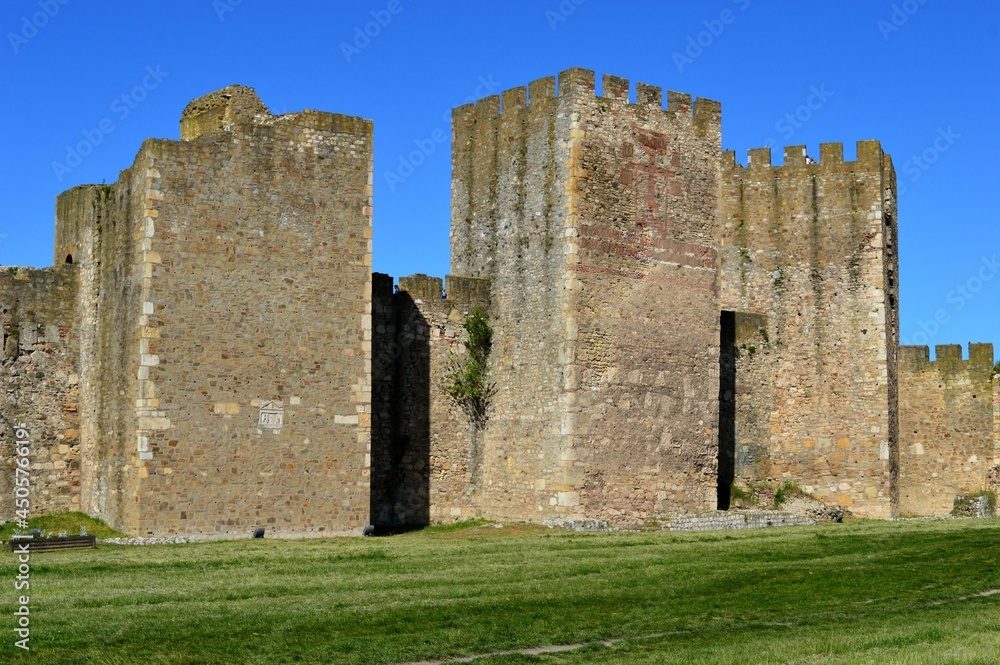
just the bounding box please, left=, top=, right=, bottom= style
left=0, top=71, right=995, bottom=536
left=898, top=344, right=998, bottom=516
left=5, top=86, right=373, bottom=537
left=718, top=141, right=900, bottom=518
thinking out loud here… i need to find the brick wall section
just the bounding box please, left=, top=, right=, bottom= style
left=371, top=273, right=489, bottom=527
left=0, top=266, right=80, bottom=516
left=719, top=142, right=900, bottom=517
left=898, top=344, right=996, bottom=515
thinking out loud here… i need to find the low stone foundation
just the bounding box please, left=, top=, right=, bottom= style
left=662, top=510, right=814, bottom=531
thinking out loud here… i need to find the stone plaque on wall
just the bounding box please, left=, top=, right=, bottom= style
left=259, top=400, right=283, bottom=430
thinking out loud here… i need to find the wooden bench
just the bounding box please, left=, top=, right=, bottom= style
left=7, top=535, right=97, bottom=552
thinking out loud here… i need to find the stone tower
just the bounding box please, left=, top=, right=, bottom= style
left=449, top=68, right=724, bottom=523
left=49, top=85, right=374, bottom=536
left=718, top=142, right=900, bottom=517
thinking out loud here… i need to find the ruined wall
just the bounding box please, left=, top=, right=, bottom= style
left=0, top=266, right=80, bottom=516
left=569, top=71, right=723, bottom=523
left=371, top=273, right=488, bottom=528
left=898, top=344, right=996, bottom=516
left=719, top=142, right=899, bottom=517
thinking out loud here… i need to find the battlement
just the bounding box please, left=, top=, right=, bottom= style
left=723, top=140, right=887, bottom=172
left=390, top=273, right=490, bottom=307
left=453, top=67, right=720, bottom=133
left=722, top=140, right=889, bottom=171
left=899, top=344, right=995, bottom=373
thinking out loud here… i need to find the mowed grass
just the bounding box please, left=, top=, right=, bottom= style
left=0, top=519, right=998, bottom=664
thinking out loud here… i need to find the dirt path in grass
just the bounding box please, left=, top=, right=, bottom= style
left=398, top=633, right=666, bottom=664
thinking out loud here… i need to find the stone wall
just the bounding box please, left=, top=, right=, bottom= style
left=450, top=72, right=575, bottom=520
left=719, top=142, right=899, bottom=517
left=9, top=71, right=990, bottom=534
left=569, top=71, right=723, bottom=524
left=0, top=265, right=80, bottom=516
left=449, top=68, right=724, bottom=526
left=57, top=179, right=147, bottom=532
left=115, top=90, right=374, bottom=537
left=47, top=86, right=376, bottom=537
left=371, top=273, right=488, bottom=528
left=898, top=344, right=996, bottom=516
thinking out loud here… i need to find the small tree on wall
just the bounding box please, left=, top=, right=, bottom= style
left=445, top=306, right=496, bottom=429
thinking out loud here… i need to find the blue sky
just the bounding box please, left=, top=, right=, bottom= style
left=1, top=1, right=997, bottom=356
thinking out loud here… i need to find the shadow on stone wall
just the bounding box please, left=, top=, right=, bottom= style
left=371, top=286, right=431, bottom=531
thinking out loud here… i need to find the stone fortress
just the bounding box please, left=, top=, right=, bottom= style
left=1, top=69, right=995, bottom=537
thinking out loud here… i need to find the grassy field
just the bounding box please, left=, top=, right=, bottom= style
left=0, top=518, right=998, bottom=664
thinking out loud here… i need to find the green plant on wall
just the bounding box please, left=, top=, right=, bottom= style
left=445, top=306, right=496, bottom=429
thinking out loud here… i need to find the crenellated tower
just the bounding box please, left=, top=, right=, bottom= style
left=718, top=141, right=900, bottom=517
left=450, top=68, right=724, bottom=523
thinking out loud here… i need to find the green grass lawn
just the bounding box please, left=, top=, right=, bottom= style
left=0, top=518, right=999, bottom=664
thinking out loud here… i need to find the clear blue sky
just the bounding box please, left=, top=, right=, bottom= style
left=1, top=1, right=997, bottom=355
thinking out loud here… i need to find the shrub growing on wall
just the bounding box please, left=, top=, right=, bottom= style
left=445, top=306, right=496, bottom=429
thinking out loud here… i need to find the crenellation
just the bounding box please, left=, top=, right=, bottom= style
left=900, top=343, right=994, bottom=373
left=601, top=74, right=629, bottom=100
left=747, top=147, right=771, bottom=168
left=636, top=82, right=662, bottom=107
left=856, top=139, right=884, bottom=167
left=898, top=344, right=931, bottom=369
left=693, top=97, right=721, bottom=135
left=783, top=145, right=808, bottom=167
left=667, top=90, right=692, bottom=114
left=501, top=86, right=527, bottom=111
left=970, top=342, right=993, bottom=368
left=398, top=274, right=444, bottom=302
left=819, top=142, right=844, bottom=164
left=934, top=344, right=963, bottom=366
left=528, top=76, right=556, bottom=105
left=558, top=67, right=596, bottom=97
